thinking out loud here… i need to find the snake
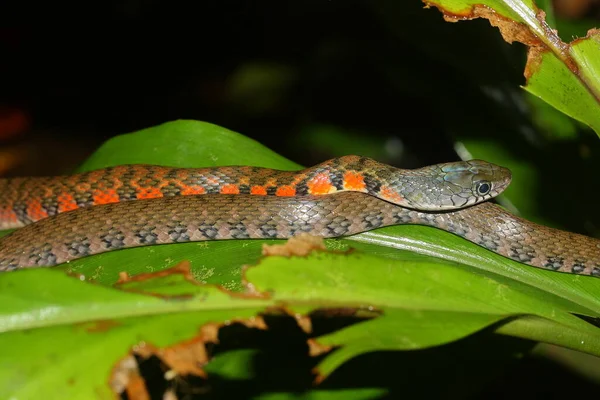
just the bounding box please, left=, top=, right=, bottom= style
left=0, top=156, right=508, bottom=229
left=0, top=155, right=598, bottom=277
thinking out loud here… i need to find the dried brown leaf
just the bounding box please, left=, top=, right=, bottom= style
left=110, top=355, right=149, bottom=399
left=115, top=260, right=195, bottom=285
left=423, top=2, right=579, bottom=75
left=308, top=338, right=334, bottom=358
left=262, top=233, right=327, bottom=257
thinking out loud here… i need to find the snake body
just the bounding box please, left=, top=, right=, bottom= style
left=0, top=156, right=509, bottom=229
left=0, top=193, right=598, bottom=276
left=0, top=156, right=598, bottom=277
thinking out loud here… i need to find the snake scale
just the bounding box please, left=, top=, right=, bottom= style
left=0, top=155, right=598, bottom=277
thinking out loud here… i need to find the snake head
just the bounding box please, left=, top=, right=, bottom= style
left=382, top=158, right=512, bottom=211
left=434, top=159, right=512, bottom=209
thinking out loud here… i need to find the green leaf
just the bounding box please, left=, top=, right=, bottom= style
left=4, top=250, right=598, bottom=398
left=245, top=251, right=600, bottom=378
left=0, top=266, right=273, bottom=399
left=2, top=120, right=600, bottom=398
left=77, top=119, right=301, bottom=171
left=523, top=40, right=600, bottom=134
left=0, top=266, right=273, bottom=334
left=344, top=228, right=600, bottom=316
left=422, top=1, right=600, bottom=136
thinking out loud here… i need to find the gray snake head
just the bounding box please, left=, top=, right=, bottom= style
left=371, top=158, right=512, bottom=211
left=437, top=159, right=511, bottom=208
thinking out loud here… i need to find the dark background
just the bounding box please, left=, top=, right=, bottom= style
left=0, top=1, right=535, bottom=173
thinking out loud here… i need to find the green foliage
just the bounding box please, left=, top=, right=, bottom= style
left=3, top=1, right=600, bottom=398
left=424, top=0, right=600, bottom=135
left=1, top=120, right=599, bottom=398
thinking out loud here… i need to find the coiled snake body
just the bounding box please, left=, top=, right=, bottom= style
left=0, top=155, right=598, bottom=277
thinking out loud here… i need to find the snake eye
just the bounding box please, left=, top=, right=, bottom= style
left=475, top=181, right=491, bottom=196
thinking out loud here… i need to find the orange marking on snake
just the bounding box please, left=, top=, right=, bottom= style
left=0, top=207, right=19, bottom=223
left=127, top=170, right=169, bottom=200
left=307, top=173, right=335, bottom=195
left=57, top=193, right=78, bottom=212
left=238, top=176, right=250, bottom=186
left=180, top=186, right=206, bottom=195
left=291, top=174, right=305, bottom=185
left=379, top=186, right=403, bottom=203
left=93, top=189, right=120, bottom=205
left=136, top=188, right=164, bottom=200
left=75, top=182, right=91, bottom=192
left=87, top=169, right=105, bottom=182
left=26, top=199, right=48, bottom=221
left=251, top=186, right=267, bottom=195
left=221, top=184, right=240, bottom=194
left=343, top=171, right=366, bottom=191
left=42, top=186, right=53, bottom=198
left=276, top=186, right=296, bottom=196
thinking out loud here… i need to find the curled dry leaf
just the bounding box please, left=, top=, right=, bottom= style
left=424, top=2, right=573, bottom=71
left=261, top=233, right=327, bottom=257
left=134, top=338, right=210, bottom=378
left=146, top=318, right=263, bottom=376
left=163, top=388, right=179, bottom=400
left=294, top=312, right=314, bottom=334
left=441, top=4, right=541, bottom=46
left=308, top=338, right=334, bottom=358
left=113, top=316, right=267, bottom=388
left=124, top=373, right=151, bottom=400
left=110, top=355, right=149, bottom=400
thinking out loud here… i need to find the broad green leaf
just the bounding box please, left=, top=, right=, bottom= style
left=245, top=252, right=600, bottom=378
left=78, top=119, right=301, bottom=171
left=0, top=266, right=274, bottom=399
left=312, top=309, right=505, bottom=378
left=2, top=120, right=600, bottom=398
left=0, top=267, right=272, bottom=334
left=523, top=42, right=600, bottom=134
left=345, top=228, right=600, bottom=316
left=3, top=250, right=599, bottom=398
